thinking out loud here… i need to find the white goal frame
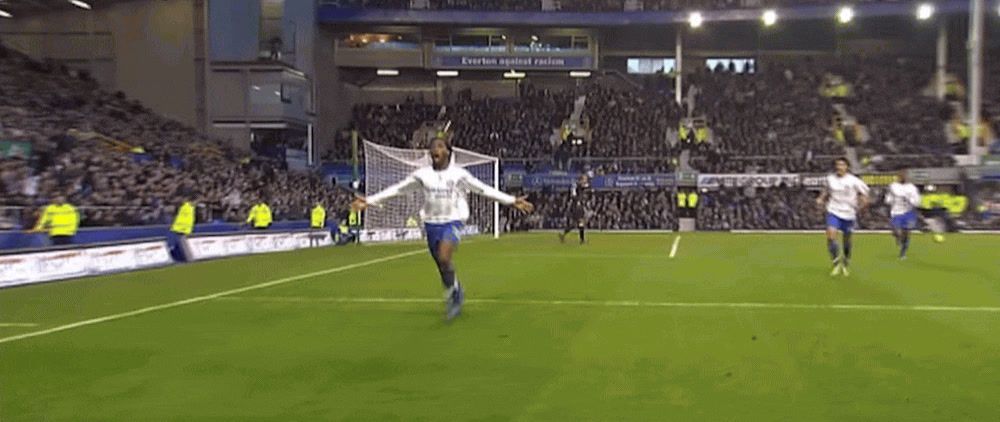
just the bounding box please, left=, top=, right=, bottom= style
left=363, top=140, right=501, bottom=239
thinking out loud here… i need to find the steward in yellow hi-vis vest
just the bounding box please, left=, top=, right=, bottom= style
left=246, top=202, right=273, bottom=229
left=171, top=201, right=196, bottom=236
left=347, top=210, right=361, bottom=244
left=32, top=195, right=79, bottom=246
left=311, top=204, right=327, bottom=229
left=309, top=203, right=328, bottom=247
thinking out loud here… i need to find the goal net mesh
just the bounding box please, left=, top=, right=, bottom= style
left=363, top=140, right=499, bottom=237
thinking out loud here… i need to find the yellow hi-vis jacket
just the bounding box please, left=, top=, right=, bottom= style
left=247, top=203, right=273, bottom=228
left=687, top=192, right=699, bottom=208
left=34, top=203, right=79, bottom=236
left=677, top=192, right=688, bottom=208
left=348, top=210, right=361, bottom=227
left=311, top=205, right=327, bottom=228
left=171, top=202, right=195, bottom=235
left=695, top=127, right=709, bottom=143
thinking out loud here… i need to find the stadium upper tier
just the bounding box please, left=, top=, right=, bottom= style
left=330, top=55, right=977, bottom=173
left=327, top=0, right=940, bottom=12
left=318, top=0, right=972, bottom=25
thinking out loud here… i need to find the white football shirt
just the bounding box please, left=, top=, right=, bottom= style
left=885, top=182, right=921, bottom=217
left=367, top=164, right=515, bottom=224
left=825, top=173, right=870, bottom=220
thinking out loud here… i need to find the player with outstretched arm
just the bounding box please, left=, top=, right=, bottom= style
left=815, top=157, right=870, bottom=277
left=351, top=137, right=534, bottom=320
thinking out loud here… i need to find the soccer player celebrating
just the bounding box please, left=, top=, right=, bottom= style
left=885, top=169, right=921, bottom=259
left=815, top=157, right=870, bottom=276
left=351, top=137, right=534, bottom=320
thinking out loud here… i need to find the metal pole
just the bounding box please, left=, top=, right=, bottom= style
left=935, top=21, right=947, bottom=100
left=306, top=123, right=314, bottom=166
left=351, top=129, right=360, bottom=183
left=88, top=7, right=96, bottom=79
left=675, top=28, right=683, bottom=106
left=968, top=0, right=984, bottom=157
left=493, top=159, right=500, bottom=239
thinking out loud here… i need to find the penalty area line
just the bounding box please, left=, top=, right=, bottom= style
left=214, top=296, right=1000, bottom=313
left=0, top=249, right=425, bottom=346
left=669, top=235, right=682, bottom=259
left=0, top=323, right=38, bottom=328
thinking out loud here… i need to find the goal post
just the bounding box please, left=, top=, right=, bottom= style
left=363, top=140, right=501, bottom=240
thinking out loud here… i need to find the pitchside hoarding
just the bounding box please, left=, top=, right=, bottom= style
left=0, top=240, right=172, bottom=288
left=183, top=231, right=332, bottom=261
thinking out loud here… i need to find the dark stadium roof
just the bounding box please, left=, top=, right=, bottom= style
left=318, top=0, right=974, bottom=26
left=0, top=0, right=127, bottom=17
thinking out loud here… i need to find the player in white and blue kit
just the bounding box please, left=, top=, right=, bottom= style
left=352, top=137, right=534, bottom=320
left=815, top=158, right=870, bottom=276
left=885, top=169, right=921, bottom=259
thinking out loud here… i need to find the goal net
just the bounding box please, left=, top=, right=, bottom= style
left=363, top=140, right=500, bottom=239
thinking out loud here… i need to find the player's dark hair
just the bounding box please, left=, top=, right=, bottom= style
left=431, top=136, right=453, bottom=152
left=834, top=157, right=849, bottom=166
left=429, top=136, right=453, bottom=170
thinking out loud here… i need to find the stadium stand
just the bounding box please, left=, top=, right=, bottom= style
left=2, top=43, right=994, bottom=232
left=0, top=45, right=354, bottom=228
left=505, top=189, right=678, bottom=231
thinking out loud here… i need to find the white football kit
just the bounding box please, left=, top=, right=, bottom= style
left=367, top=164, right=514, bottom=224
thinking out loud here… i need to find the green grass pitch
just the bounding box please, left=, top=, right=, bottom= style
left=1, top=233, right=999, bottom=420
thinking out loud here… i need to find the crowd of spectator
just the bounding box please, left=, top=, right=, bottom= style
left=826, top=57, right=955, bottom=159
left=0, top=45, right=354, bottom=228
left=581, top=82, right=683, bottom=158
left=333, top=55, right=967, bottom=178
left=685, top=59, right=843, bottom=173
left=503, top=185, right=956, bottom=232
left=3, top=36, right=988, bottom=232
left=695, top=187, right=890, bottom=230
left=449, top=85, right=575, bottom=158
left=505, top=189, right=677, bottom=231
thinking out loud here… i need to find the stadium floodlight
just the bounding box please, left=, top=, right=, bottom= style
left=916, top=3, right=934, bottom=20
left=503, top=70, right=525, bottom=79
left=688, top=11, right=703, bottom=28
left=762, top=9, right=778, bottom=26
left=69, top=0, right=92, bottom=10
left=569, top=71, right=591, bottom=78
left=436, top=70, right=459, bottom=77
left=0, top=9, right=11, bottom=18
left=376, top=69, right=399, bottom=76
left=837, top=6, right=854, bottom=23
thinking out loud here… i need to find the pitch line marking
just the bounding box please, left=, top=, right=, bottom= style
left=214, top=296, right=1000, bottom=313
left=0, top=249, right=425, bottom=345
left=669, top=235, right=682, bottom=259
left=0, top=323, right=38, bottom=328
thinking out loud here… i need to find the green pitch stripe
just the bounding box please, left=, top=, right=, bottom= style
left=215, top=296, right=1000, bottom=313
left=0, top=249, right=425, bottom=346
